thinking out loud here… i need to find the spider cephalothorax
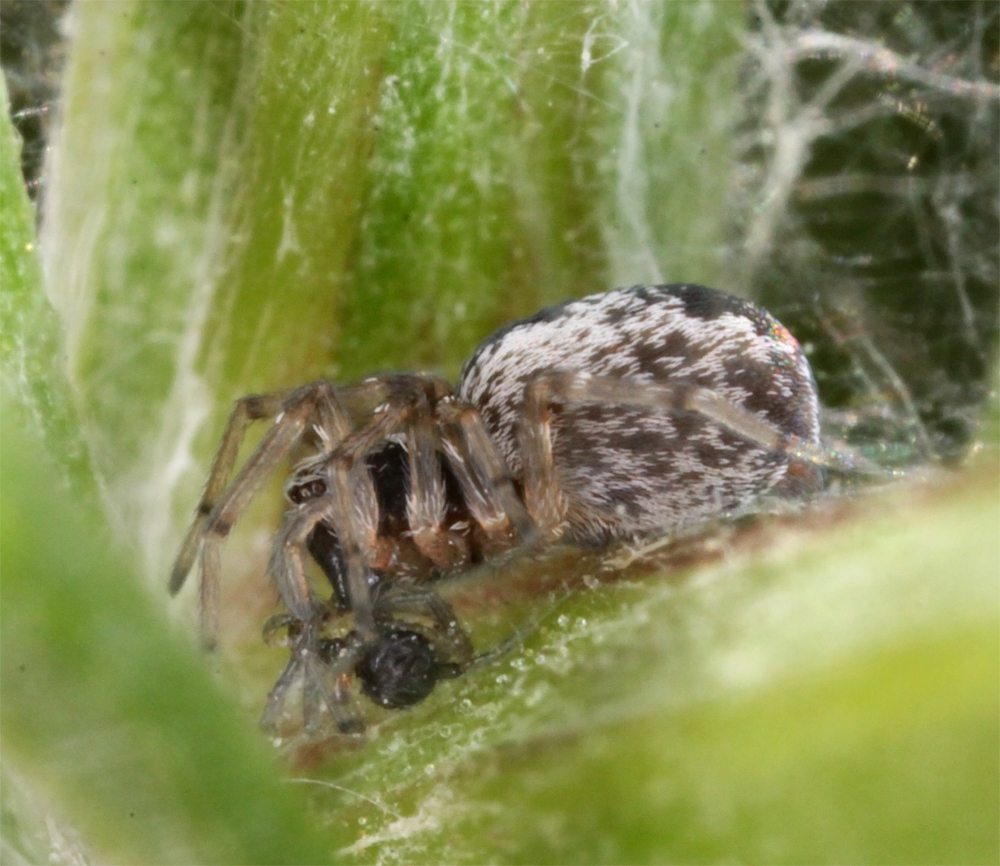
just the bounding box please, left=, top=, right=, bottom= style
left=170, top=283, right=827, bottom=735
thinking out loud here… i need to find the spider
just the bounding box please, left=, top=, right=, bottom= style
left=170, top=283, right=828, bottom=735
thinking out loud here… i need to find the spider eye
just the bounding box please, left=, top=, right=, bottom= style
left=287, top=477, right=327, bottom=504
left=355, top=628, right=439, bottom=709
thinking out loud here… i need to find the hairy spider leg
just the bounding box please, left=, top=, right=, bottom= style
left=268, top=498, right=337, bottom=621
left=519, top=377, right=572, bottom=535
left=405, top=392, right=473, bottom=570
left=311, top=375, right=470, bottom=629
left=341, top=375, right=479, bottom=571
left=551, top=374, right=830, bottom=464
left=306, top=376, right=518, bottom=619
left=171, top=381, right=351, bottom=649
left=206, top=383, right=351, bottom=641
left=170, top=388, right=294, bottom=594
left=319, top=397, right=417, bottom=635
left=435, top=398, right=537, bottom=552
left=517, top=371, right=829, bottom=535
left=317, top=378, right=482, bottom=629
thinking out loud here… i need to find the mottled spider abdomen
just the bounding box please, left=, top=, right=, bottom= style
left=459, top=283, right=821, bottom=543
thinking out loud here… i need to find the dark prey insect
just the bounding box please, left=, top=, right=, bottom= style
left=170, top=283, right=827, bottom=735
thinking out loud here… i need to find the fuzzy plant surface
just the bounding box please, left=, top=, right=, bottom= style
left=1, top=2, right=997, bottom=864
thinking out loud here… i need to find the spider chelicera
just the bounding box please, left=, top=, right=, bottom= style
left=170, top=283, right=828, bottom=735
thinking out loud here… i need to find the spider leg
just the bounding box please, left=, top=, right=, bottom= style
left=173, top=381, right=349, bottom=649
left=203, top=382, right=349, bottom=543
left=517, top=371, right=832, bottom=535
left=337, top=375, right=471, bottom=571
left=534, top=372, right=828, bottom=461
left=304, top=645, right=366, bottom=735
left=268, top=499, right=335, bottom=622
left=519, top=376, right=572, bottom=535
left=323, top=397, right=417, bottom=634
left=259, top=618, right=366, bottom=735
left=194, top=393, right=312, bottom=647
left=588, top=376, right=879, bottom=476
left=170, top=389, right=293, bottom=594
left=259, top=634, right=307, bottom=733
left=405, top=394, right=471, bottom=570
left=436, top=398, right=537, bottom=552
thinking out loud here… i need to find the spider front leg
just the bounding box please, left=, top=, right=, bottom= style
left=171, top=381, right=350, bottom=649
left=317, top=389, right=426, bottom=634
left=325, top=378, right=480, bottom=585
left=170, top=389, right=293, bottom=595
left=265, top=380, right=433, bottom=645
left=268, top=499, right=337, bottom=622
